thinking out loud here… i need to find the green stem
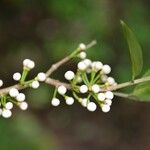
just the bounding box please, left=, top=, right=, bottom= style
left=52, top=87, right=58, bottom=98
left=20, top=68, right=29, bottom=84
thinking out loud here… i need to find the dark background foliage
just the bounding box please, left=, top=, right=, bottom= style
left=0, top=0, right=150, bottom=150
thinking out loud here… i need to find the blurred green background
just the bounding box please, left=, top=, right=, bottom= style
left=0, top=0, right=150, bottom=150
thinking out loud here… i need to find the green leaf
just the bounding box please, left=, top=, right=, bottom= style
left=132, top=69, right=150, bottom=101
left=120, top=20, right=143, bottom=80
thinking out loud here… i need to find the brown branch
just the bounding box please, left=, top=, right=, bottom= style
left=0, top=41, right=96, bottom=96
left=46, top=40, right=97, bottom=77
left=109, top=76, right=150, bottom=91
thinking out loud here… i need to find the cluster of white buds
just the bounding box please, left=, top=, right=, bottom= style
left=9, top=88, right=28, bottom=110
left=0, top=88, right=28, bottom=118
left=0, top=58, right=48, bottom=118
left=51, top=43, right=117, bottom=113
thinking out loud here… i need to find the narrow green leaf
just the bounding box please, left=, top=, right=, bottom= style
left=132, top=69, right=150, bottom=101
left=120, top=20, right=143, bottom=80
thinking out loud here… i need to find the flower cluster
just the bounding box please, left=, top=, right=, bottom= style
left=0, top=59, right=47, bottom=118
left=51, top=43, right=117, bottom=112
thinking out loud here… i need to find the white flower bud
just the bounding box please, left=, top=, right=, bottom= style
left=66, top=97, right=74, bottom=105
left=105, top=91, right=114, bottom=99
left=97, top=93, right=106, bottom=101
left=0, top=79, right=3, bottom=87
left=13, top=72, right=21, bottom=81
left=87, top=102, right=97, bottom=112
left=107, top=77, right=115, bottom=85
left=92, top=61, right=103, bottom=71
left=91, top=84, right=100, bottom=93
left=23, top=59, right=35, bottom=69
left=81, top=98, right=88, bottom=107
left=23, top=59, right=30, bottom=66
left=16, top=93, right=26, bottom=102
left=37, top=72, right=46, bottom=82
left=83, top=59, right=92, bottom=67
left=58, top=85, right=67, bottom=95
left=102, top=65, right=111, bottom=74
left=79, top=43, right=86, bottom=50
left=101, top=104, right=110, bottom=113
left=80, top=85, right=88, bottom=93
left=2, top=109, right=12, bottom=118
left=27, top=60, right=35, bottom=69
left=31, top=81, right=40, bottom=89
left=5, top=102, right=13, bottom=110
left=77, top=61, right=87, bottom=71
left=19, top=102, right=28, bottom=110
left=51, top=98, right=60, bottom=106
left=9, top=88, right=19, bottom=98
left=79, top=52, right=87, bottom=59
left=64, top=71, right=75, bottom=81
left=105, top=99, right=112, bottom=106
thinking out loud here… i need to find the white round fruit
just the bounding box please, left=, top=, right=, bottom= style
left=87, top=102, right=97, bottom=112
left=37, top=72, right=46, bottom=82
left=51, top=98, right=60, bottom=106
left=64, top=71, right=75, bottom=81
left=66, top=97, right=74, bottom=105
left=58, top=85, right=67, bottom=95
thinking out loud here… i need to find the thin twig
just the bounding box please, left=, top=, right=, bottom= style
left=114, top=92, right=144, bottom=101
left=109, top=76, right=150, bottom=91
left=46, top=40, right=97, bottom=77
left=0, top=41, right=96, bottom=95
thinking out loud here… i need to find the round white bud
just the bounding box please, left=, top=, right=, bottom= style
left=105, top=91, right=114, bottom=99
left=0, top=79, right=3, bottom=87
left=66, top=97, right=74, bottom=105
left=79, top=52, right=87, bottom=59
left=58, top=85, right=67, bottom=95
left=102, top=65, right=111, bottom=74
left=31, top=81, right=40, bottom=89
left=19, top=102, right=28, bottom=110
left=105, top=99, right=112, bottom=106
left=64, top=71, right=75, bottom=81
left=9, top=88, right=19, bottom=98
left=83, top=59, right=92, bottom=67
left=97, top=93, right=106, bottom=101
left=81, top=98, right=88, bottom=107
left=2, top=109, right=12, bottom=118
left=13, top=72, right=21, bottom=81
left=23, top=59, right=35, bottom=69
left=5, top=102, right=13, bottom=110
left=101, top=104, right=110, bottom=113
left=79, top=43, right=86, bottom=50
left=107, top=77, right=115, bottom=85
left=87, top=102, right=97, bottom=112
left=37, top=72, right=46, bottom=82
left=92, top=61, right=103, bottom=71
left=23, top=59, right=30, bottom=66
left=16, top=93, right=26, bottom=102
left=77, top=61, right=87, bottom=71
left=80, top=85, right=88, bottom=93
left=51, top=98, right=60, bottom=106
left=91, top=84, right=100, bottom=93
